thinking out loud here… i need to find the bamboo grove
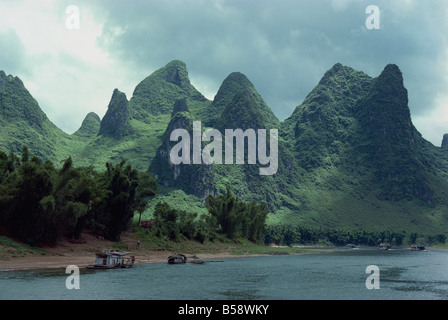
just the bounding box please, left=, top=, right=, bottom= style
left=0, top=146, right=157, bottom=245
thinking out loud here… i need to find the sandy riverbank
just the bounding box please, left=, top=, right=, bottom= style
left=0, top=251, right=242, bottom=272
left=0, top=232, right=261, bottom=272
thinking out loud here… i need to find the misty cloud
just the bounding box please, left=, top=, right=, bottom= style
left=0, top=30, right=28, bottom=76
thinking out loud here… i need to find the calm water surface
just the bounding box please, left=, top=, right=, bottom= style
left=1, top=247, right=448, bottom=300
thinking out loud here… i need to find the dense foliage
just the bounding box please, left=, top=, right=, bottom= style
left=148, top=187, right=269, bottom=243
left=206, top=187, right=269, bottom=241
left=0, top=147, right=269, bottom=246
left=0, top=147, right=157, bottom=245
left=264, top=224, right=447, bottom=247
left=151, top=201, right=211, bottom=243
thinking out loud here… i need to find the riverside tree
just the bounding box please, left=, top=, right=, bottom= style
left=92, top=160, right=139, bottom=241
left=0, top=148, right=156, bottom=245
left=206, top=186, right=269, bottom=241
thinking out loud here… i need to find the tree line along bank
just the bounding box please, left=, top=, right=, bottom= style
left=0, top=147, right=444, bottom=248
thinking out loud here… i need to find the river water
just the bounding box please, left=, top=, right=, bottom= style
left=1, top=247, right=448, bottom=300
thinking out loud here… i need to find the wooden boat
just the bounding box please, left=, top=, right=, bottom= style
left=168, top=254, right=187, bottom=264
left=411, top=244, right=426, bottom=251
left=87, top=251, right=135, bottom=269
left=189, top=259, right=205, bottom=264
left=378, top=243, right=391, bottom=250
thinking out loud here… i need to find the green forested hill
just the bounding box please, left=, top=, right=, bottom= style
left=278, top=63, right=448, bottom=233
left=2, top=61, right=448, bottom=236
left=0, top=70, right=86, bottom=162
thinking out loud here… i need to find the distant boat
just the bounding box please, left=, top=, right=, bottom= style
left=411, top=244, right=426, bottom=251
left=189, top=259, right=205, bottom=264
left=87, top=251, right=135, bottom=269
left=346, top=244, right=356, bottom=248
left=378, top=243, right=391, bottom=250
left=168, top=254, right=187, bottom=264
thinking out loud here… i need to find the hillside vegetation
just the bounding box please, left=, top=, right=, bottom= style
left=1, top=60, right=448, bottom=238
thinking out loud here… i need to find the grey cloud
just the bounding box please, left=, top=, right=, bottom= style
left=85, top=0, right=448, bottom=144
left=0, top=29, right=28, bottom=76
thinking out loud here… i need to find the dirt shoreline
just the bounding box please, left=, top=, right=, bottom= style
left=0, top=232, right=264, bottom=272
left=7, top=241, right=437, bottom=272
left=0, top=251, right=246, bottom=272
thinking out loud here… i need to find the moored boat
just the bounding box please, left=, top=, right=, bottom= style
left=87, top=251, right=135, bottom=269
left=168, top=254, right=187, bottom=264
left=411, top=244, right=426, bottom=251
left=378, top=243, right=391, bottom=250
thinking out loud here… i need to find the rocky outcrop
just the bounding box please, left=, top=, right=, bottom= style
left=99, top=89, right=130, bottom=138
left=354, top=64, right=432, bottom=202
left=171, top=98, right=189, bottom=117
left=442, top=134, right=448, bottom=147
left=149, top=100, right=217, bottom=198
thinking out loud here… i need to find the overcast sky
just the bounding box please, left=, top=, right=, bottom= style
left=0, top=0, right=447, bottom=146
